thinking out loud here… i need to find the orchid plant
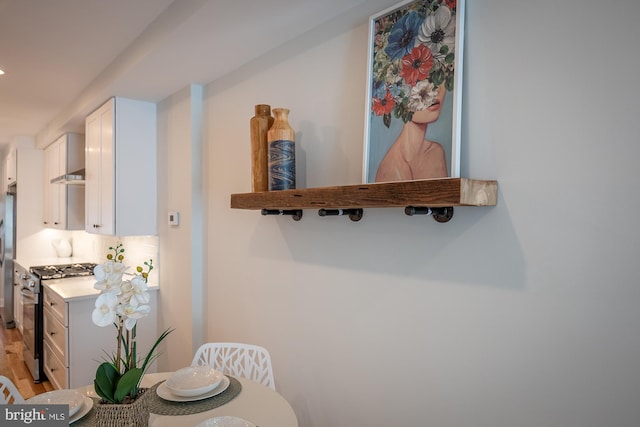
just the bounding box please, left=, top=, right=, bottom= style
left=92, top=244, right=172, bottom=404
left=371, top=0, right=458, bottom=127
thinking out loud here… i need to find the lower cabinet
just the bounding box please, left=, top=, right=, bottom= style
left=43, top=338, right=67, bottom=389
left=43, top=286, right=158, bottom=389
left=43, top=286, right=68, bottom=389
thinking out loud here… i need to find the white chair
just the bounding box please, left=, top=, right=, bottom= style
left=191, top=342, right=276, bottom=391
left=0, top=375, right=25, bottom=404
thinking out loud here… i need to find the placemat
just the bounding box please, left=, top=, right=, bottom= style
left=148, top=376, right=242, bottom=415
left=73, top=376, right=241, bottom=426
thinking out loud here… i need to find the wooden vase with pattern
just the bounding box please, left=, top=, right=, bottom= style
left=267, top=108, right=296, bottom=190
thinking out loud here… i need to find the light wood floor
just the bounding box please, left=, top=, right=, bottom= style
left=0, top=323, right=54, bottom=399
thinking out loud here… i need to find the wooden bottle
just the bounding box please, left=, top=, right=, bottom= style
left=268, top=108, right=296, bottom=190
left=250, top=104, right=274, bottom=192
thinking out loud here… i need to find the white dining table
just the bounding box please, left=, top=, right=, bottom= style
left=75, top=372, right=298, bottom=427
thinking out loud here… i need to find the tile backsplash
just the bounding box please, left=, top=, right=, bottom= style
left=54, top=230, right=159, bottom=284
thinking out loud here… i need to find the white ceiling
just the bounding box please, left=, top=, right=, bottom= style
left=0, top=0, right=399, bottom=150
left=0, top=0, right=173, bottom=147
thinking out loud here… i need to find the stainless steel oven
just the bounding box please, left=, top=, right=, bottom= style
left=15, top=262, right=41, bottom=382
left=15, top=262, right=96, bottom=383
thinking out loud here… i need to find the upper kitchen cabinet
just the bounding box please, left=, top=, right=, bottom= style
left=43, top=133, right=85, bottom=230
left=84, top=97, right=157, bottom=236
left=4, top=147, right=16, bottom=189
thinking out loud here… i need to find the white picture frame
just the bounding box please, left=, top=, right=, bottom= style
left=363, top=0, right=465, bottom=183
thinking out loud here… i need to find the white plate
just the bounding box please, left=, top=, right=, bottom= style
left=27, top=389, right=84, bottom=417
left=195, top=416, right=256, bottom=427
left=157, top=376, right=230, bottom=402
left=69, top=396, right=94, bottom=424
left=166, top=366, right=225, bottom=397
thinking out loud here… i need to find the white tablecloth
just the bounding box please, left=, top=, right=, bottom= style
left=76, top=372, right=298, bottom=427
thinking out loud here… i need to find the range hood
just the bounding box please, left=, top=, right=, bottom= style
left=51, top=168, right=85, bottom=185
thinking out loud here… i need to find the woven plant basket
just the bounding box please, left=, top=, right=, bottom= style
left=95, top=388, right=150, bottom=427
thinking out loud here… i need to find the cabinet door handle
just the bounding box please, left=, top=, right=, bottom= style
left=49, top=331, right=56, bottom=336
left=49, top=301, right=55, bottom=306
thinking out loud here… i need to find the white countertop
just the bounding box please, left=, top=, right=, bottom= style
left=43, top=275, right=158, bottom=302
left=43, top=276, right=98, bottom=301
left=14, top=257, right=158, bottom=301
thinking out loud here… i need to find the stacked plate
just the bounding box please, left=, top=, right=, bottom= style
left=26, top=389, right=94, bottom=423
left=196, top=416, right=256, bottom=427
left=157, top=366, right=229, bottom=402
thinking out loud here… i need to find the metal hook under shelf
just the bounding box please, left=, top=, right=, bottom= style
left=261, top=209, right=303, bottom=221
left=404, top=206, right=454, bottom=223
left=317, top=208, right=363, bottom=222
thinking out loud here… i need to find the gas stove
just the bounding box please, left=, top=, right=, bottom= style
left=29, top=263, right=97, bottom=280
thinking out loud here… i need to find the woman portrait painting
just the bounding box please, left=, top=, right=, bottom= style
left=364, top=0, right=463, bottom=183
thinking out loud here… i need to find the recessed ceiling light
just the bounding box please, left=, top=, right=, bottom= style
left=0, top=69, right=4, bottom=75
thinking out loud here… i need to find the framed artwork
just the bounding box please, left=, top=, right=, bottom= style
left=363, top=0, right=465, bottom=183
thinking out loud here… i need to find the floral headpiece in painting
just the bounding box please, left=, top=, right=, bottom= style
left=371, top=0, right=458, bottom=127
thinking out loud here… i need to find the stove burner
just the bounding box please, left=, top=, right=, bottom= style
left=30, top=262, right=97, bottom=280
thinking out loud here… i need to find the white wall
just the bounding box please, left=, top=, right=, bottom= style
left=151, top=0, right=640, bottom=426
left=156, top=85, right=207, bottom=370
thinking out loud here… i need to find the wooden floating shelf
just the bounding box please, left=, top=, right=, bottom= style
left=230, top=178, right=498, bottom=210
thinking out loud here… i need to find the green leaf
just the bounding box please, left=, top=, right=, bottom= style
left=94, top=379, right=111, bottom=402
left=95, top=362, right=119, bottom=403
left=114, top=368, right=143, bottom=403
left=440, top=45, right=449, bottom=55
left=141, top=328, right=173, bottom=373
left=431, top=69, right=444, bottom=87
left=404, top=111, right=414, bottom=123
left=446, top=75, right=455, bottom=91
left=131, top=325, right=137, bottom=370
left=445, top=53, right=455, bottom=64
left=383, top=113, right=391, bottom=128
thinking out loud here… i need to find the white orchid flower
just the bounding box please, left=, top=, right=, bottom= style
left=130, top=275, right=151, bottom=304
left=94, top=261, right=127, bottom=294
left=94, top=260, right=128, bottom=279
left=117, top=298, right=151, bottom=330
left=92, top=293, right=118, bottom=327
left=95, top=279, right=123, bottom=295
left=119, top=279, right=134, bottom=299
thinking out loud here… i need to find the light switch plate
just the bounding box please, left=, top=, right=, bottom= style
left=168, top=211, right=179, bottom=226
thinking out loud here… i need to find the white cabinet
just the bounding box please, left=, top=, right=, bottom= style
left=43, top=133, right=85, bottom=230
left=85, top=97, right=157, bottom=235
left=4, top=147, right=16, bottom=189
left=42, top=287, right=68, bottom=389
left=43, top=144, right=56, bottom=227
left=43, top=284, right=158, bottom=389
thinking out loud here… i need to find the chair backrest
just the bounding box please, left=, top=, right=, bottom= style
left=191, top=342, right=276, bottom=391
left=0, top=375, right=25, bottom=404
